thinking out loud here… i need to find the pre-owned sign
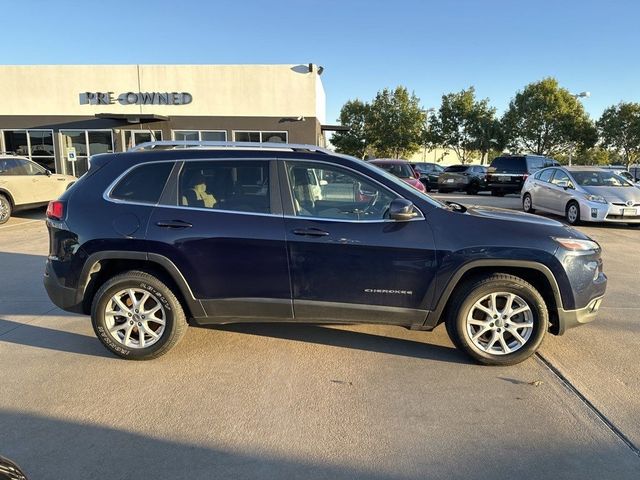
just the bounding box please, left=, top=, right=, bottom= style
left=79, top=92, right=192, bottom=105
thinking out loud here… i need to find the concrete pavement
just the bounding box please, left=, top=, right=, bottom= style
left=0, top=205, right=639, bottom=479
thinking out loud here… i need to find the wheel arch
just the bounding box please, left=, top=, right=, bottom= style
left=0, top=188, right=15, bottom=207
left=79, top=251, right=205, bottom=319
left=427, top=260, right=563, bottom=335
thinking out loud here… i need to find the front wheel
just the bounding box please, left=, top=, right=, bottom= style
left=91, top=270, right=187, bottom=360
left=491, top=189, right=505, bottom=197
left=445, top=274, right=548, bottom=366
left=0, top=195, right=11, bottom=224
left=466, top=183, right=479, bottom=195
left=566, top=201, right=581, bottom=225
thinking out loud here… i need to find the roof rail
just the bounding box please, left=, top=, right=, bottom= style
left=127, top=140, right=335, bottom=155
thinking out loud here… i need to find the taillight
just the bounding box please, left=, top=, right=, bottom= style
left=46, top=201, right=65, bottom=220
left=523, top=174, right=529, bottom=182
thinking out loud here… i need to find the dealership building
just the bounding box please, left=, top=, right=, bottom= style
left=0, top=64, right=332, bottom=176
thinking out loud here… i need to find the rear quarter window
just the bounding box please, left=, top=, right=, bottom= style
left=110, top=162, right=174, bottom=204
left=490, top=157, right=526, bottom=173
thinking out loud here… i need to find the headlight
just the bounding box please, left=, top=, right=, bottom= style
left=553, top=237, right=600, bottom=251
left=584, top=194, right=607, bottom=204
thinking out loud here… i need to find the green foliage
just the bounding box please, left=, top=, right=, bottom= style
left=428, top=87, right=500, bottom=164
left=502, top=78, right=596, bottom=156
left=331, top=99, right=371, bottom=159
left=556, top=147, right=622, bottom=166
left=367, top=87, right=426, bottom=158
left=597, top=102, right=640, bottom=168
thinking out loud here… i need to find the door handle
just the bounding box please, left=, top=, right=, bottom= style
left=292, top=228, right=329, bottom=237
left=156, top=220, right=193, bottom=229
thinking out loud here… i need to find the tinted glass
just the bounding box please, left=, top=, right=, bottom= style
left=111, top=162, right=173, bottom=204
left=234, top=132, right=261, bottom=142
left=178, top=161, right=270, bottom=213
left=490, top=157, right=526, bottom=173
left=373, top=162, right=414, bottom=178
left=0, top=158, right=24, bottom=175
left=571, top=171, right=632, bottom=187
left=287, top=162, right=396, bottom=221
left=444, top=165, right=470, bottom=173
left=527, top=157, right=545, bottom=171
left=538, top=169, right=554, bottom=182
left=200, top=131, right=226, bottom=141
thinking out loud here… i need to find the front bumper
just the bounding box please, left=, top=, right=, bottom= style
left=556, top=296, right=604, bottom=334
left=580, top=200, right=640, bottom=223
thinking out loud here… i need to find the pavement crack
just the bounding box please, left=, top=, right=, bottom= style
left=535, top=352, right=640, bottom=458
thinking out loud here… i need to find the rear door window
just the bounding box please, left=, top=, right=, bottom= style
left=538, top=169, right=554, bottom=183
left=178, top=160, right=270, bottom=214
left=110, top=162, right=174, bottom=204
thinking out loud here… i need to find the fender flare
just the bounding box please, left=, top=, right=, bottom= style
left=424, top=259, right=564, bottom=328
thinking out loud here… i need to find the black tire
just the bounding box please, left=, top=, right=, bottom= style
left=0, top=194, right=11, bottom=225
left=445, top=273, right=548, bottom=366
left=466, top=183, right=479, bottom=195
left=91, top=270, right=187, bottom=360
left=565, top=200, right=581, bottom=225
left=491, top=189, right=505, bottom=197
left=438, top=188, right=451, bottom=194
left=522, top=193, right=535, bottom=213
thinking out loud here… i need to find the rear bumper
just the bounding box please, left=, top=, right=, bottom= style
left=556, top=296, right=604, bottom=335
left=43, top=259, right=84, bottom=313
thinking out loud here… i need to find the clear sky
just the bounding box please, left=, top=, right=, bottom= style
left=3, top=0, right=639, bottom=123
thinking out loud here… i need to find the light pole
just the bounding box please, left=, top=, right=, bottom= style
left=569, top=91, right=591, bottom=166
left=422, top=108, right=436, bottom=161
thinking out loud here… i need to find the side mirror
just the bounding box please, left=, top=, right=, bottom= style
left=46, top=169, right=52, bottom=176
left=413, top=171, right=420, bottom=180
left=388, top=198, right=417, bottom=221
left=556, top=180, right=569, bottom=189
left=319, top=179, right=328, bottom=186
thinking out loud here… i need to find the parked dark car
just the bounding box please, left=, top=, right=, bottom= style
left=44, top=141, right=606, bottom=366
left=437, top=165, right=488, bottom=194
left=411, top=162, right=444, bottom=191
left=487, top=155, right=559, bottom=196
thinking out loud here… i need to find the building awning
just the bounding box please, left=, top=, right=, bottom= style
left=321, top=124, right=349, bottom=132
left=95, top=113, right=169, bottom=123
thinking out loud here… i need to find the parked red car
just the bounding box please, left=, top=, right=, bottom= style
left=368, top=159, right=427, bottom=193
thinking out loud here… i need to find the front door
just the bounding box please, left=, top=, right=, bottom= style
left=280, top=160, right=437, bottom=326
left=147, top=158, right=292, bottom=321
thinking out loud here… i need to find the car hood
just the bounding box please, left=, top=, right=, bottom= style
left=581, top=185, right=640, bottom=203
left=464, top=205, right=567, bottom=227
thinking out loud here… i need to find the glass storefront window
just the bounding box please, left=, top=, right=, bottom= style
left=2, top=130, right=56, bottom=172
left=123, top=130, right=163, bottom=149
left=172, top=130, right=227, bottom=142
left=60, top=130, right=114, bottom=177
left=233, top=131, right=287, bottom=143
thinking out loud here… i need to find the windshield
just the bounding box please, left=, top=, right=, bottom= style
left=490, top=157, right=526, bottom=173
left=444, top=165, right=470, bottom=173
left=373, top=162, right=414, bottom=178
left=571, top=171, right=632, bottom=187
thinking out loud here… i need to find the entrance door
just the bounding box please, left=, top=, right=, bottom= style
left=280, top=161, right=437, bottom=325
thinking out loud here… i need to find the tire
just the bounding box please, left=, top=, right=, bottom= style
left=491, top=189, right=505, bottom=197
left=0, top=194, right=11, bottom=225
left=565, top=201, right=581, bottom=225
left=466, top=183, right=479, bottom=195
left=91, top=270, right=188, bottom=360
left=522, top=193, right=535, bottom=213
left=445, top=273, right=548, bottom=366
left=439, top=188, right=450, bottom=194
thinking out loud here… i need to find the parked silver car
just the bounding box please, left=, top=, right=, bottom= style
left=521, top=166, right=640, bottom=226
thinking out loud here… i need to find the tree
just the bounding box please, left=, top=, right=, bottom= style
left=502, top=78, right=597, bottom=157
left=597, top=102, right=640, bottom=168
left=428, top=87, right=497, bottom=164
left=366, top=86, right=426, bottom=158
left=331, top=99, right=371, bottom=159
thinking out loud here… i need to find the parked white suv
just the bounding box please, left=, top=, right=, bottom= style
left=0, top=156, right=76, bottom=224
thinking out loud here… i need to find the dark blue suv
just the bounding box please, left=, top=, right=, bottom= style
left=43, top=142, right=607, bottom=365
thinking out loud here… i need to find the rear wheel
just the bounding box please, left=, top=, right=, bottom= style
left=491, top=189, right=505, bottom=197
left=91, top=270, right=187, bottom=360
left=445, top=274, right=548, bottom=366
left=0, top=194, right=11, bottom=224
left=466, top=183, right=479, bottom=195
left=522, top=193, right=535, bottom=213
left=565, top=201, right=581, bottom=225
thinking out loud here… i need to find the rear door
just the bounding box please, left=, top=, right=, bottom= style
left=280, top=160, right=437, bottom=325
left=546, top=169, right=575, bottom=214
left=148, top=158, right=292, bottom=321
left=533, top=168, right=556, bottom=210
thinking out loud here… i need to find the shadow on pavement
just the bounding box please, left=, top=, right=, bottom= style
left=208, top=323, right=471, bottom=364
left=0, top=318, right=111, bottom=358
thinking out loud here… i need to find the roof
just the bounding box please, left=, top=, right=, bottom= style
left=368, top=159, right=411, bottom=164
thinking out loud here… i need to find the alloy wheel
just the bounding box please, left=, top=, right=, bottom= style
left=523, top=195, right=532, bottom=212
left=104, top=288, right=166, bottom=349
left=567, top=204, right=579, bottom=223
left=465, top=292, right=534, bottom=355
